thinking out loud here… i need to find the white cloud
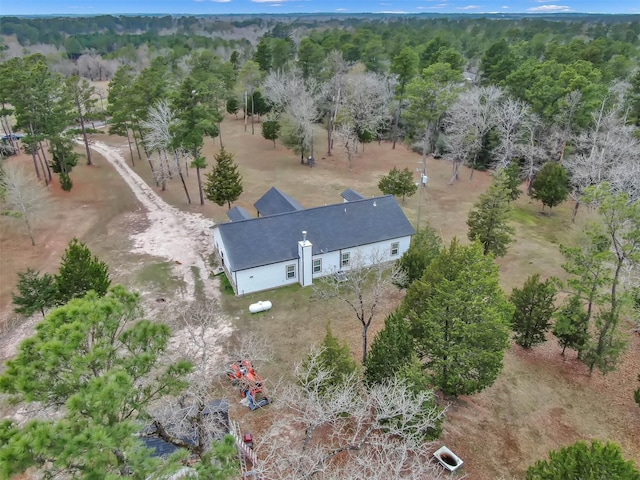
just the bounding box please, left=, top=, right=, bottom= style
left=336, top=7, right=347, bottom=10
left=251, top=0, right=292, bottom=2
left=502, top=5, right=509, bottom=8
left=377, top=10, right=408, bottom=13
left=210, top=0, right=231, bottom=2
left=456, top=4, right=480, bottom=10
left=527, top=4, right=571, bottom=11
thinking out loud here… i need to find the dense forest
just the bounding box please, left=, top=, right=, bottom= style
left=1, top=12, right=639, bottom=208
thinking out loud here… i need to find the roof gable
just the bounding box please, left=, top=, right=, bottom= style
left=341, top=188, right=366, bottom=202
left=215, top=195, right=415, bottom=272
left=227, top=206, right=252, bottom=222
left=254, top=187, right=304, bottom=216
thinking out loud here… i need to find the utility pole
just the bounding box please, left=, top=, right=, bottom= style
left=416, top=162, right=428, bottom=231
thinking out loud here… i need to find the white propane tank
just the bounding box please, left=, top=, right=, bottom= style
left=249, top=300, right=272, bottom=314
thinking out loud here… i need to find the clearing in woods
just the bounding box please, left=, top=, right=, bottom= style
left=0, top=115, right=638, bottom=478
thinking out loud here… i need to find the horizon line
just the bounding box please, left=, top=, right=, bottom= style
left=3, top=11, right=640, bottom=16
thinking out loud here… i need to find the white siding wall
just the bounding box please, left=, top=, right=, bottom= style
left=229, top=235, right=412, bottom=295
left=235, top=261, right=300, bottom=295
left=212, top=227, right=231, bottom=276
left=313, top=236, right=412, bottom=275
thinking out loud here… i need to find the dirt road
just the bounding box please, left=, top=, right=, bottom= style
left=89, top=141, right=220, bottom=303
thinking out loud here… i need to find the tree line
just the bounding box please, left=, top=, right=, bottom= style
left=2, top=14, right=639, bottom=212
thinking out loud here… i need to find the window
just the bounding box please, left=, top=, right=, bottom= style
left=341, top=252, right=350, bottom=267
left=391, top=242, right=400, bottom=256
left=286, top=264, right=296, bottom=279
left=313, top=259, right=322, bottom=274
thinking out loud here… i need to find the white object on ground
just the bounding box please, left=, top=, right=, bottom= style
left=433, top=445, right=463, bottom=472
left=249, top=301, right=273, bottom=314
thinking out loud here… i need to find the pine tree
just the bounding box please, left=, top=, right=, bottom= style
left=581, top=309, right=628, bottom=375
left=204, top=148, right=243, bottom=209
left=262, top=119, right=281, bottom=147
left=525, top=440, right=640, bottom=480
left=55, top=238, right=111, bottom=305
left=579, top=184, right=640, bottom=375
left=226, top=96, right=240, bottom=118
left=510, top=274, right=557, bottom=349
left=191, top=156, right=208, bottom=205
left=395, top=225, right=442, bottom=289
left=49, top=136, right=78, bottom=192
left=302, top=325, right=357, bottom=393
left=499, top=163, right=523, bottom=201
left=0, top=287, right=238, bottom=479
left=530, top=162, right=570, bottom=211
left=172, top=75, right=219, bottom=206
left=66, top=75, right=97, bottom=166
left=365, top=312, right=415, bottom=386
left=12, top=269, right=57, bottom=317
left=467, top=174, right=515, bottom=257
left=552, top=294, right=589, bottom=356
left=253, top=38, right=272, bottom=72
left=402, top=239, right=513, bottom=396
left=560, top=227, right=611, bottom=322
left=378, top=166, right=418, bottom=202
left=107, top=65, right=136, bottom=165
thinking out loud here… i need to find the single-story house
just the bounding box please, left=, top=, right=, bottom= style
left=212, top=192, right=415, bottom=295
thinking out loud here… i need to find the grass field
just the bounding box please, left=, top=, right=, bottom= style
left=1, top=115, right=638, bottom=478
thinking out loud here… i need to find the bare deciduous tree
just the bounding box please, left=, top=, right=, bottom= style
left=566, top=100, right=640, bottom=219
left=443, top=85, right=503, bottom=183
left=263, top=69, right=325, bottom=162
left=312, top=250, right=405, bottom=363
left=556, top=90, right=583, bottom=162
left=141, top=100, right=191, bottom=200
left=77, top=54, right=118, bottom=81
left=342, top=72, right=395, bottom=152
left=516, top=113, right=549, bottom=193
left=333, top=123, right=359, bottom=169
left=494, top=97, right=531, bottom=170
left=152, top=302, right=234, bottom=456
left=0, top=162, right=51, bottom=246
left=323, top=50, right=349, bottom=156
left=251, top=349, right=449, bottom=480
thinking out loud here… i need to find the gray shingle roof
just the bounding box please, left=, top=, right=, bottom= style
left=227, top=206, right=252, bottom=222
left=254, top=187, right=304, bottom=216
left=341, top=188, right=366, bottom=202
left=215, top=195, right=415, bottom=272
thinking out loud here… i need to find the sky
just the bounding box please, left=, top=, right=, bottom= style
left=2, top=0, right=639, bottom=16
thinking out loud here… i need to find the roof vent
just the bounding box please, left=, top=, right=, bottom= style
left=344, top=208, right=347, bottom=213
left=302, top=230, right=307, bottom=242
left=373, top=201, right=377, bottom=207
